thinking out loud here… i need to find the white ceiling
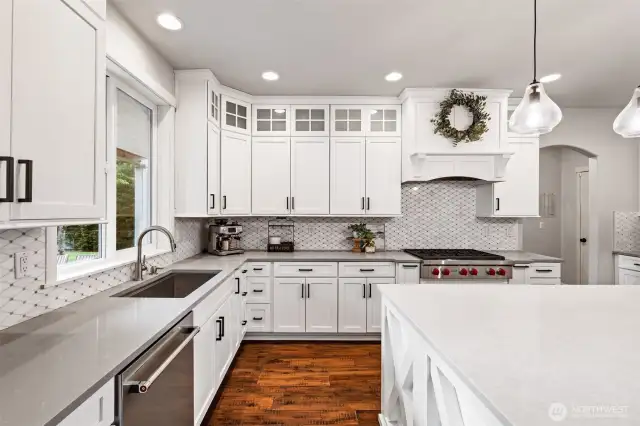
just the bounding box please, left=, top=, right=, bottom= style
left=112, top=0, right=640, bottom=107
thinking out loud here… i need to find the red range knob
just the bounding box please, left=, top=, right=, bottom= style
left=442, top=268, right=451, bottom=276
left=459, top=268, right=468, bottom=276
left=487, top=268, right=496, bottom=276
left=470, top=268, right=478, bottom=276
left=431, top=268, right=440, bottom=276
left=497, top=268, right=506, bottom=276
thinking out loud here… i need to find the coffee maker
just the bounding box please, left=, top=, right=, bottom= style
left=207, top=219, right=244, bottom=256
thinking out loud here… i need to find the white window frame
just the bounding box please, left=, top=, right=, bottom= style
left=54, top=75, right=163, bottom=283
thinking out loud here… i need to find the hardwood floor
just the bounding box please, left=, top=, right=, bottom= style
left=205, top=342, right=381, bottom=425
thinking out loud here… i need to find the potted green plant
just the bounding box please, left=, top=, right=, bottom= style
left=348, top=223, right=367, bottom=239
left=361, top=229, right=376, bottom=253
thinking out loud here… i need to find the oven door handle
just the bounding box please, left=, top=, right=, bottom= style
left=123, top=326, right=200, bottom=393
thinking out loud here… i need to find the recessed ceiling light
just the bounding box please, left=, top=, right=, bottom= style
left=262, top=71, right=279, bottom=81
left=385, top=72, right=403, bottom=82
left=156, top=13, right=183, bottom=31
left=540, top=73, right=562, bottom=83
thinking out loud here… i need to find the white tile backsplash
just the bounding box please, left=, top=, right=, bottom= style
left=613, top=212, right=640, bottom=252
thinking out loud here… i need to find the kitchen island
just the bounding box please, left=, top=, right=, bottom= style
left=379, top=284, right=638, bottom=425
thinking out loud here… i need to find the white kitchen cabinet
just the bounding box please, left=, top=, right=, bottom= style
left=395, top=263, right=420, bottom=284
left=221, top=130, right=251, bottom=215
left=9, top=0, right=105, bottom=221
left=253, top=105, right=290, bottom=136
left=305, top=278, right=338, bottom=333
left=365, top=105, right=402, bottom=137
left=58, top=378, right=114, bottom=426
left=511, top=265, right=529, bottom=284
left=366, top=278, right=392, bottom=333
left=291, top=105, right=329, bottom=136
left=246, top=304, right=272, bottom=332
left=338, top=278, right=368, bottom=333
left=213, top=297, right=233, bottom=384
left=222, top=96, right=251, bottom=135
left=207, top=122, right=221, bottom=215
left=194, top=313, right=217, bottom=424
left=365, top=138, right=401, bottom=215
left=273, top=277, right=306, bottom=333
left=239, top=269, right=249, bottom=337
left=291, top=137, right=330, bottom=215
left=331, top=106, right=366, bottom=137
left=330, top=137, right=366, bottom=215
left=229, top=276, right=243, bottom=352
left=207, top=80, right=221, bottom=128
left=476, top=136, right=539, bottom=217
left=618, top=268, right=640, bottom=285
left=0, top=0, right=10, bottom=222
left=508, top=263, right=562, bottom=284
left=252, top=137, right=291, bottom=215
left=246, top=276, right=271, bottom=303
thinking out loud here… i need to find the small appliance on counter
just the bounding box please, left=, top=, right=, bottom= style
left=208, top=219, right=245, bottom=256
left=267, top=219, right=294, bottom=252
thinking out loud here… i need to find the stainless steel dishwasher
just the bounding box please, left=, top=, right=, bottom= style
left=114, top=313, right=199, bottom=426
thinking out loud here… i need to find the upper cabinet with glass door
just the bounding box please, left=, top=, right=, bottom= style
left=331, top=106, right=365, bottom=137
left=365, top=105, right=401, bottom=137
left=222, top=95, right=251, bottom=135
left=207, top=81, right=221, bottom=128
left=291, top=105, right=329, bottom=136
left=252, top=105, right=290, bottom=136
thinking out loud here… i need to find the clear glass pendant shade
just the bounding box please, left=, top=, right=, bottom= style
left=613, top=87, right=640, bottom=138
left=509, top=82, right=563, bottom=135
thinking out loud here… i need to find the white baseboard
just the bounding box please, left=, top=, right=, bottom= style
left=244, top=332, right=381, bottom=341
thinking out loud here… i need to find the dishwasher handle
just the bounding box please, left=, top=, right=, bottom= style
left=124, top=325, right=200, bottom=394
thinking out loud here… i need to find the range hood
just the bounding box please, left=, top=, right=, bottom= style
left=400, top=88, right=514, bottom=183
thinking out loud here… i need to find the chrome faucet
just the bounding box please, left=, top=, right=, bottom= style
left=134, top=226, right=177, bottom=281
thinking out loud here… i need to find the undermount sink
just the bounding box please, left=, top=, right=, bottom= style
left=113, top=271, right=219, bottom=299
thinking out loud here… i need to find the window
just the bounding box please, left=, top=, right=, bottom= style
left=57, top=76, right=158, bottom=275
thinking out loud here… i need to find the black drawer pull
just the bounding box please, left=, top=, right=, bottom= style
left=235, top=277, right=240, bottom=294
left=298, top=268, right=313, bottom=272
left=223, top=195, right=227, bottom=210
left=216, top=319, right=222, bottom=341
left=242, top=292, right=247, bottom=296
left=253, top=267, right=263, bottom=271
left=220, top=316, right=225, bottom=337
left=535, top=269, right=553, bottom=273
left=0, top=157, right=14, bottom=202
left=210, top=194, right=215, bottom=209
left=402, top=264, right=418, bottom=269
left=633, top=263, right=640, bottom=268
left=360, top=268, right=375, bottom=272
left=253, top=289, right=264, bottom=293
left=242, top=269, right=248, bottom=273
left=301, top=283, right=305, bottom=299
left=241, top=320, right=247, bottom=326
left=362, top=283, right=366, bottom=298
left=17, top=159, right=33, bottom=203
left=253, top=317, right=263, bottom=321
left=513, top=265, right=530, bottom=269
left=368, top=283, right=372, bottom=298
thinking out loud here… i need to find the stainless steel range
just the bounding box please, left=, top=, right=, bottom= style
left=404, top=249, right=514, bottom=282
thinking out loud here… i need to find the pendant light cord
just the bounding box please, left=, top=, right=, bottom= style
left=533, top=0, right=538, bottom=82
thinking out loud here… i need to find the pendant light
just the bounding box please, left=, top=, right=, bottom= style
left=509, top=0, right=562, bottom=135
left=613, top=86, right=640, bottom=138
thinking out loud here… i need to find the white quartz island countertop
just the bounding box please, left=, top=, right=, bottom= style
left=379, top=284, right=639, bottom=425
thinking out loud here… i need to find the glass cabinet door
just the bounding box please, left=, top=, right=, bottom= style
left=252, top=105, right=290, bottom=136
left=331, top=106, right=365, bottom=136
left=222, top=96, right=251, bottom=135
left=207, top=81, right=220, bottom=127
left=291, top=105, right=329, bottom=136
left=366, top=105, right=402, bottom=136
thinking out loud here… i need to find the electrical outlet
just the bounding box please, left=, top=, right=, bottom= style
left=14, top=252, right=29, bottom=279
left=539, top=221, right=545, bottom=229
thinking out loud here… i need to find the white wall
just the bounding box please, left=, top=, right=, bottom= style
left=106, top=3, right=175, bottom=104
left=539, top=108, right=639, bottom=284
left=523, top=147, right=563, bottom=258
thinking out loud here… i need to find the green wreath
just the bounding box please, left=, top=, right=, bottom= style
left=431, top=89, right=490, bottom=146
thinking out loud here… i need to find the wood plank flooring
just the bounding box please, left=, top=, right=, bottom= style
left=205, top=342, right=381, bottom=425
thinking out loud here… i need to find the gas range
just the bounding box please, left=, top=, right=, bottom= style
left=404, top=249, right=514, bottom=280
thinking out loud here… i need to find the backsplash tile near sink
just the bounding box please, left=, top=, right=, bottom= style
left=614, top=211, right=640, bottom=253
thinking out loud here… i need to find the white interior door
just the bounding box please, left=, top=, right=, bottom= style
left=330, top=137, right=365, bottom=215
left=220, top=131, right=251, bottom=214
left=577, top=169, right=589, bottom=284
left=305, top=278, right=338, bottom=333
left=338, top=278, right=367, bottom=333
left=11, top=0, right=105, bottom=220
left=273, top=278, right=306, bottom=333
left=252, top=137, right=290, bottom=215
left=367, top=278, right=392, bottom=332
left=365, top=137, right=401, bottom=215
left=291, top=137, right=329, bottom=215
left=207, top=122, right=220, bottom=215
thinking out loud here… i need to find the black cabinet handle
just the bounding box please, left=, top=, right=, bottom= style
left=235, top=277, right=240, bottom=294
left=367, top=197, right=370, bottom=211
left=220, top=316, right=225, bottom=337
left=361, top=197, right=365, bottom=210
left=307, top=283, right=310, bottom=299
left=292, top=197, right=295, bottom=210
left=242, top=269, right=248, bottom=273
left=362, top=283, right=366, bottom=298
left=253, top=317, right=263, bottom=321
left=17, top=160, right=32, bottom=203
left=216, top=319, right=222, bottom=341
left=223, top=195, right=227, bottom=210
left=0, top=157, right=14, bottom=202
left=210, top=194, right=215, bottom=209
left=535, top=269, right=553, bottom=273
left=253, top=268, right=263, bottom=271
left=286, top=197, right=289, bottom=210
left=241, top=320, right=247, bottom=326
left=496, top=197, right=500, bottom=211
left=402, top=264, right=418, bottom=269
left=301, top=283, right=305, bottom=298
left=242, top=291, right=247, bottom=296
left=360, top=268, right=374, bottom=272
left=513, top=265, right=530, bottom=269
left=253, top=289, right=264, bottom=293
left=634, top=263, right=640, bottom=268
left=298, top=268, right=313, bottom=272
left=368, top=283, right=372, bottom=298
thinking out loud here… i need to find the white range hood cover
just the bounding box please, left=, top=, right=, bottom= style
left=408, top=151, right=513, bottom=182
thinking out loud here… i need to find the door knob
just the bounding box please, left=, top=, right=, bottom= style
left=580, top=238, right=587, bottom=243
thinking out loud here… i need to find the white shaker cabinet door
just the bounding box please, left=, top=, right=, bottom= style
left=252, top=137, right=291, bottom=215
left=220, top=130, right=251, bottom=215
left=365, top=137, right=401, bottom=215
left=11, top=0, right=105, bottom=220
left=214, top=298, right=232, bottom=384
left=207, top=122, right=221, bottom=215
left=366, top=278, right=392, bottom=333
left=618, top=268, right=640, bottom=285
left=305, top=278, right=338, bottom=333
left=396, top=263, right=420, bottom=284
left=0, top=0, right=11, bottom=222
left=291, top=137, right=329, bottom=215
left=58, top=378, right=114, bottom=426
left=338, top=278, right=367, bottom=333
left=330, top=137, right=365, bottom=215
left=273, top=278, right=306, bottom=333
left=194, top=313, right=217, bottom=424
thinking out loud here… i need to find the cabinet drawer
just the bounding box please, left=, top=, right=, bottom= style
left=339, top=262, right=395, bottom=278
left=246, top=304, right=272, bottom=332
left=247, top=276, right=272, bottom=303
left=58, top=378, right=114, bottom=426
left=617, top=255, right=640, bottom=272
left=274, top=262, right=338, bottom=277
left=193, top=276, right=233, bottom=327
left=528, top=277, right=561, bottom=285
left=246, top=262, right=272, bottom=277
left=528, top=263, right=561, bottom=279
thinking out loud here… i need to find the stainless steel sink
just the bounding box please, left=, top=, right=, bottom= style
left=113, top=271, right=219, bottom=299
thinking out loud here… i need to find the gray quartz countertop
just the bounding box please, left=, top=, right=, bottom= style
left=489, top=250, right=563, bottom=264
left=613, top=250, right=640, bottom=258
left=380, top=284, right=640, bottom=425
left=0, top=250, right=418, bottom=426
